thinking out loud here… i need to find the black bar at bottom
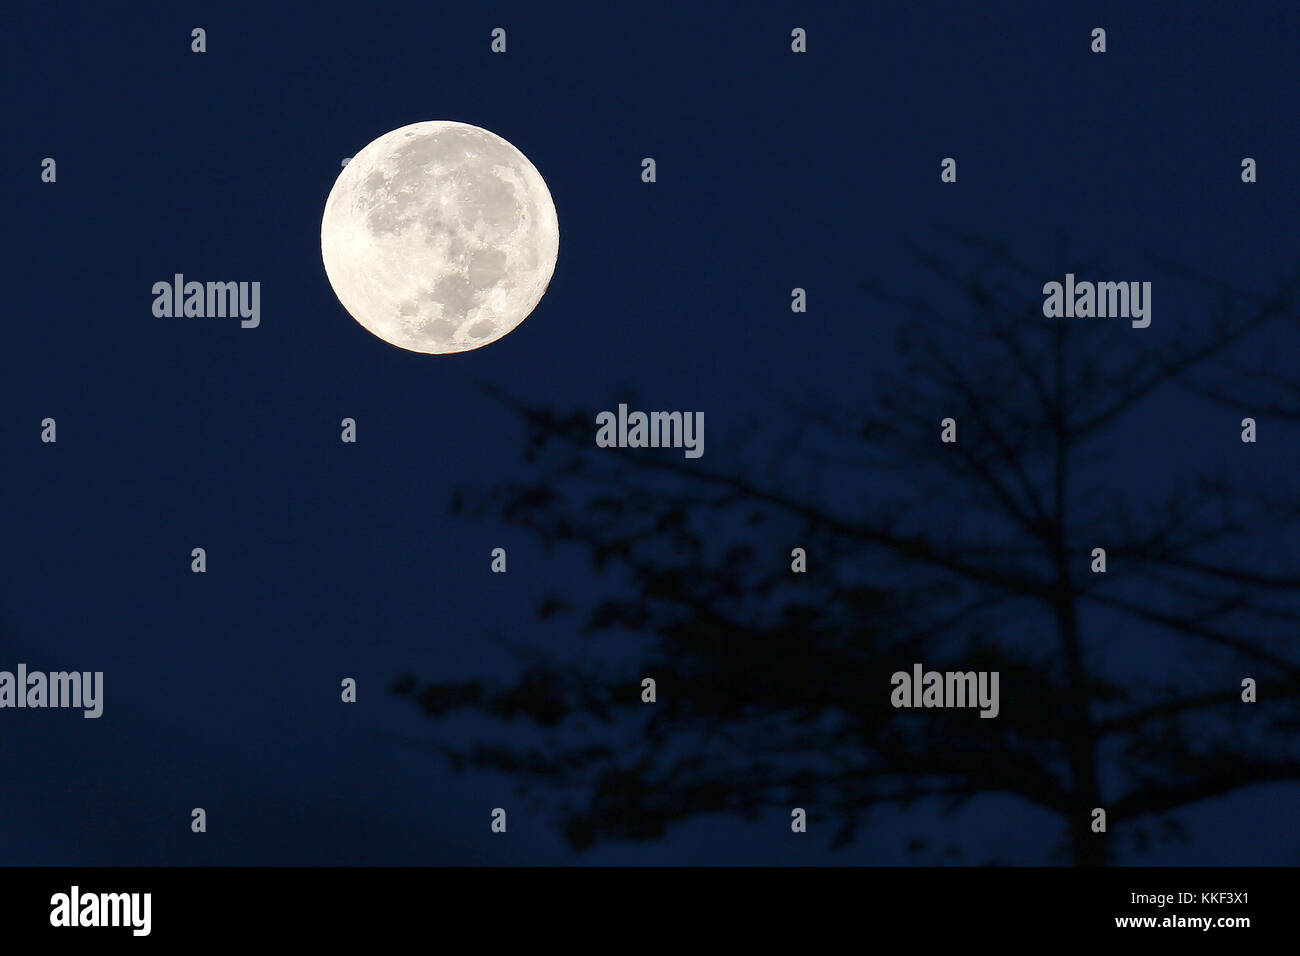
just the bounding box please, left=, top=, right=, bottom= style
left=0, top=866, right=1282, bottom=942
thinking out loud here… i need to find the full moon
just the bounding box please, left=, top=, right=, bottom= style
left=321, top=121, right=559, bottom=354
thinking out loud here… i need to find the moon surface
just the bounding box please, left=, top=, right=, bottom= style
left=321, top=121, right=559, bottom=354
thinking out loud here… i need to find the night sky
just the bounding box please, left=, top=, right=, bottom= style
left=4, top=0, right=1299, bottom=865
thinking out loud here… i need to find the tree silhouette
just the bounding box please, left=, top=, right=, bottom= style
left=393, top=232, right=1300, bottom=865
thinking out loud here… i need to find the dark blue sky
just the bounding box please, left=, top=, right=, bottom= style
left=4, top=1, right=1299, bottom=865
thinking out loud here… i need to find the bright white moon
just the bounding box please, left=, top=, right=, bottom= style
left=321, top=121, right=559, bottom=354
